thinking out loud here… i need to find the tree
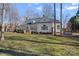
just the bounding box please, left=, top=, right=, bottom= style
left=63, top=13, right=70, bottom=28
left=42, top=4, right=54, bottom=18
left=69, top=16, right=79, bottom=32
left=69, top=5, right=79, bottom=32
left=7, top=4, right=13, bottom=25
left=0, top=3, right=19, bottom=40
left=26, top=9, right=40, bottom=19
left=0, top=3, right=5, bottom=40
left=11, top=7, right=20, bottom=32
left=0, top=3, right=11, bottom=40
left=32, top=12, right=40, bottom=18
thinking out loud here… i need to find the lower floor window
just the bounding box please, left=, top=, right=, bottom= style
left=41, top=25, right=48, bottom=30
left=57, top=25, right=60, bottom=29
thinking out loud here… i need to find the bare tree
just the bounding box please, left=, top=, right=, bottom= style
left=63, top=13, right=70, bottom=28
left=0, top=3, right=11, bottom=40
left=26, top=9, right=40, bottom=19
left=32, top=12, right=41, bottom=18
left=11, top=8, right=19, bottom=32
left=0, top=3, right=20, bottom=40
left=26, top=9, right=35, bottom=19
left=42, top=4, right=53, bottom=18
left=0, top=3, right=5, bottom=40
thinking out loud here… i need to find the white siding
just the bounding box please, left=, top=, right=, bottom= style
left=28, top=24, right=37, bottom=32
left=56, top=23, right=60, bottom=33
left=52, top=23, right=60, bottom=33
left=28, top=22, right=60, bottom=34
left=37, top=23, right=52, bottom=33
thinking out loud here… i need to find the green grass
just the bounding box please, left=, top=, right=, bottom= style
left=0, top=32, right=79, bottom=56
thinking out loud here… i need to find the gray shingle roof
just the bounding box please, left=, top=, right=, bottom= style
left=28, top=17, right=60, bottom=24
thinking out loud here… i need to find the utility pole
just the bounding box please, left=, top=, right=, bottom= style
left=60, top=3, right=63, bottom=36
left=78, top=4, right=79, bottom=11
left=54, top=3, right=56, bottom=36
left=1, top=3, right=5, bottom=41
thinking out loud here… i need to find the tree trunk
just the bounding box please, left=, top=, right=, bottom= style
left=60, top=3, right=63, bottom=36
left=1, top=3, right=5, bottom=41
left=54, top=3, right=56, bottom=36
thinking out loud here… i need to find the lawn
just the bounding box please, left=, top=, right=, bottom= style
left=0, top=32, right=79, bottom=56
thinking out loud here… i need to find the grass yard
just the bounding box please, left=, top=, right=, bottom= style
left=0, top=32, right=79, bottom=56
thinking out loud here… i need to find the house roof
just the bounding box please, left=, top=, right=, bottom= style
left=27, top=17, right=60, bottom=24
left=36, top=20, right=60, bottom=23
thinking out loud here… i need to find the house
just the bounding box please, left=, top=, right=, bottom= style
left=5, top=23, right=19, bottom=32
left=26, top=17, right=61, bottom=35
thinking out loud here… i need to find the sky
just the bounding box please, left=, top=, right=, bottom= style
left=10, top=3, right=79, bottom=24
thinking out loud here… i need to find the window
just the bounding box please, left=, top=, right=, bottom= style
left=57, top=25, right=60, bottom=29
left=41, top=25, right=48, bottom=30
left=30, top=26, right=37, bottom=30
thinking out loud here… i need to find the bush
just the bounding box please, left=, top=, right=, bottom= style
left=16, top=29, right=24, bottom=33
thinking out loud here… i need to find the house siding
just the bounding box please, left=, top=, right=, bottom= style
left=28, top=22, right=60, bottom=34
left=37, top=22, right=52, bottom=33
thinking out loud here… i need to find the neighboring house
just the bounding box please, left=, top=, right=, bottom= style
left=66, top=21, right=72, bottom=31
left=5, top=23, right=19, bottom=32
left=26, top=17, right=61, bottom=34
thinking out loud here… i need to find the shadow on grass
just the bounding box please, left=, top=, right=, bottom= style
left=6, top=36, right=79, bottom=46
left=0, top=49, right=38, bottom=56
left=62, top=35, right=79, bottom=42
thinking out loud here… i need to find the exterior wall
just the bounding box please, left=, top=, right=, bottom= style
left=52, top=23, right=60, bottom=31
left=37, top=23, right=52, bottom=33
left=28, top=24, right=37, bottom=32
left=56, top=23, right=61, bottom=33
left=28, top=22, right=61, bottom=34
